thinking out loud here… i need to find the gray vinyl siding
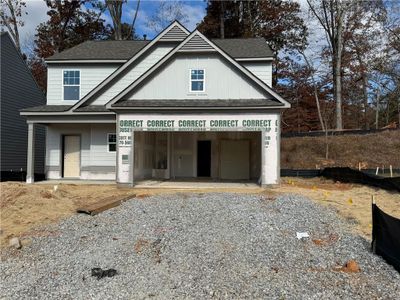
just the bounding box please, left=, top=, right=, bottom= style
left=90, top=124, right=116, bottom=166
left=127, top=53, right=267, bottom=100
left=46, top=124, right=91, bottom=168
left=46, top=124, right=116, bottom=178
left=89, top=44, right=175, bottom=105
left=241, top=61, right=273, bottom=87
left=0, top=33, right=45, bottom=173
left=46, top=64, right=120, bottom=105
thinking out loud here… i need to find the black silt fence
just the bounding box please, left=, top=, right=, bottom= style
left=372, top=204, right=400, bottom=273
left=321, top=167, right=400, bottom=192
left=280, top=169, right=321, bottom=178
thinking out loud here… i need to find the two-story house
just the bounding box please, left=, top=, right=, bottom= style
left=20, top=21, right=290, bottom=186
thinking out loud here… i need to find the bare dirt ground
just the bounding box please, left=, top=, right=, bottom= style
left=0, top=182, right=262, bottom=248
left=1, top=178, right=399, bottom=248
left=281, top=130, right=400, bottom=169
left=277, top=177, right=400, bottom=239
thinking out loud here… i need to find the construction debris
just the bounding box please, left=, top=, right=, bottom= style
left=9, top=237, right=22, bottom=249
left=91, top=268, right=117, bottom=280
left=77, top=194, right=135, bottom=216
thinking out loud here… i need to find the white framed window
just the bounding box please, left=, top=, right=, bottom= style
left=108, top=133, right=116, bottom=152
left=63, top=70, right=80, bottom=100
left=190, top=69, right=205, bottom=92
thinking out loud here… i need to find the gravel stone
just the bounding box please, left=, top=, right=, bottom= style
left=1, top=193, right=399, bottom=299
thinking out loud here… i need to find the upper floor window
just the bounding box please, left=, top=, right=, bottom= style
left=190, top=69, right=205, bottom=92
left=63, top=70, right=80, bottom=100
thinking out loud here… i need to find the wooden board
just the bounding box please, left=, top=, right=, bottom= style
left=77, top=194, right=136, bottom=216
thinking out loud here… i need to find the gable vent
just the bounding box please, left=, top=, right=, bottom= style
left=159, top=25, right=188, bottom=41
left=179, top=34, right=216, bottom=52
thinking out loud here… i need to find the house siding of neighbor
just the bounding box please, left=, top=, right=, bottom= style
left=1, top=32, right=45, bottom=180
left=20, top=21, right=290, bottom=186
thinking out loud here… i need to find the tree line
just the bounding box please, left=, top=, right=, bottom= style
left=1, top=0, right=399, bottom=132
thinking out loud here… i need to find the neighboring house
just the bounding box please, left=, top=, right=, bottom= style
left=20, top=21, right=290, bottom=186
left=1, top=32, right=45, bottom=180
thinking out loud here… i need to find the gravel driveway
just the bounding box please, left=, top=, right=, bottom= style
left=1, top=193, right=399, bottom=299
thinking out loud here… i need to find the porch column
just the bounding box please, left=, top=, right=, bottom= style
left=260, top=113, right=281, bottom=187
left=167, top=132, right=172, bottom=179
left=116, top=125, right=135, bottom=185
left=26, top=123, right=35, bottom=184
left=130, top=130, right=135, bottom=186
left=261, top=129, right=267, bottom=186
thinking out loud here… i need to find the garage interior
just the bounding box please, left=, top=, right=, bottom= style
left=133, top=131, right=261, bottom=181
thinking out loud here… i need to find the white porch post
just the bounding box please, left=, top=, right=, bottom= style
left=261, top=129, right=267, bottom=186
left=260, top=113, right=281, bottom=187
left=167, top=132, right=172, bottom=179
left=26, top=123, right=35, bottom=184
left=130, top=130, right=135, bottom=186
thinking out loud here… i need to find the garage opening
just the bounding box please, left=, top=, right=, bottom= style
left=133, top=131, right=260, bottom=182
left=197, top=140, right=211, bottom=177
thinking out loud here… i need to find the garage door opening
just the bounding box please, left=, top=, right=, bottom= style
left=132, top=131, right=260, bottom=182
left=197, top=140, right=211, bottom=177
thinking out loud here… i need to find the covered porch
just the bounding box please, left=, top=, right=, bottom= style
left=117, top=112, right=281, bottom=187
left=22, top=113, right=116, bottom=183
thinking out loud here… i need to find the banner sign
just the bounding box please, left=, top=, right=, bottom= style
left=118, top=114, right=279, bottom=147
left=119, top=118, right=273, bottom=132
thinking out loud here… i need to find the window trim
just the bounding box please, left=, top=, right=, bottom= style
left=62, top=69, right=81, bottom=101
left=189, top=68, right=205, bottom=93
left=107, top=133, right=117, bottom=153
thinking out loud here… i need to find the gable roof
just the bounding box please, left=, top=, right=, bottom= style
left=69, top=21, right=190, bottom=111
left=106, top=30, right=290, bottom=109
left=46, top=38, right=273, bottom=62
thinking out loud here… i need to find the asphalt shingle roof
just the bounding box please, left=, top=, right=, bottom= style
left=212, top=38, right=273, bottom=58
left=20, top=98, right=282, bottom=113
left=46, top=38, right=273, bottom=61
left=113, top=99, right=282, bottom=108
left=20, top=105, right=72, bottom=112
left=20, top=105, right=110, bottom=112
left=46, top=40, right=150, bottom=61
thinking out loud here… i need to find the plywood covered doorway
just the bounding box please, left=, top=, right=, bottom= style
left=220, top=140, right=250, bottom=180
left=63, top=135, right=80, bottom=178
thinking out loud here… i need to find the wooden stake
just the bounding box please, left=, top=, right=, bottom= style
left=358, top=162, right=361, bottom=171
left=390, top=165, right=393, bottom=178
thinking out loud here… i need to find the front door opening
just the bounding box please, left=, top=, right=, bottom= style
left=62, top=135, right=80, bottom=178
left=197, top=140, right=211, bottom=177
